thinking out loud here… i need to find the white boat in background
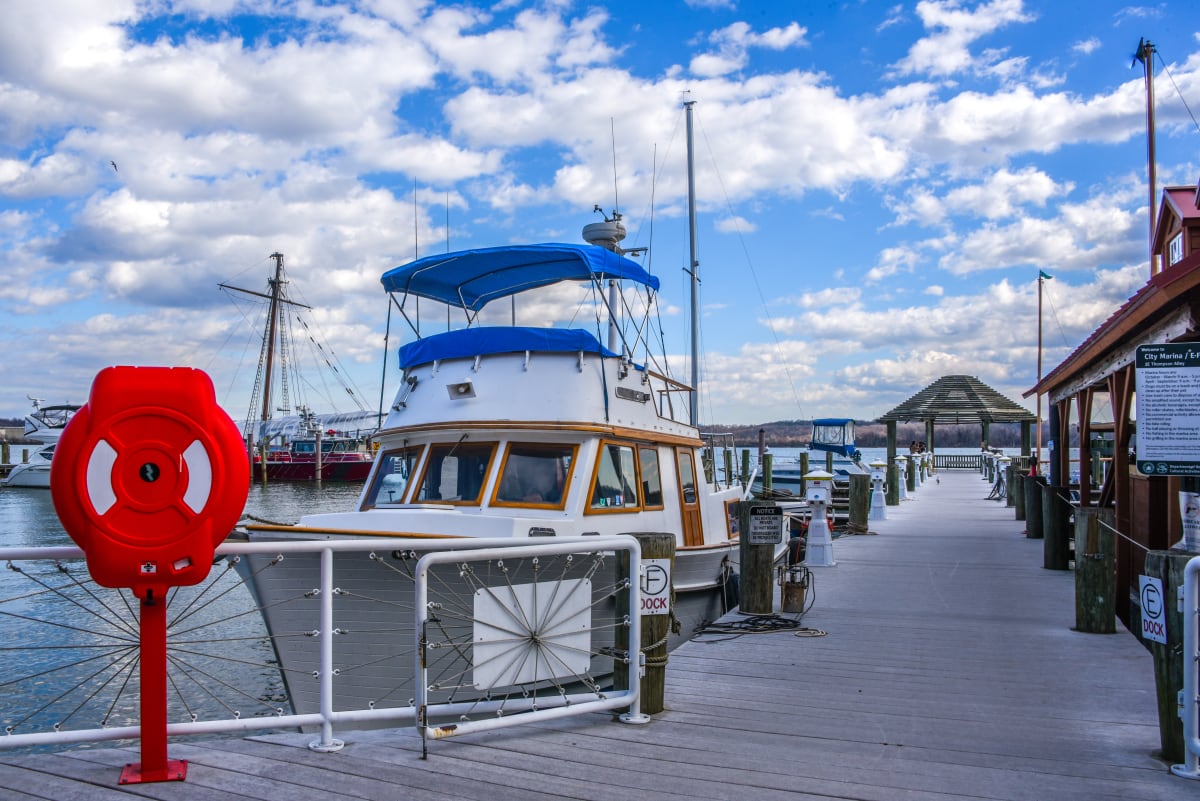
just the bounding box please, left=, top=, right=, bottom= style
left=1, top=400, right=80, bottom=489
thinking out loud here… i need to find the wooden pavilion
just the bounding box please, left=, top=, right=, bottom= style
left=1026, top=184, right=1200, bottom=628
left=877, top=374, right=1036, bottom=465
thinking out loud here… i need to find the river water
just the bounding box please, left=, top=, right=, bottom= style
left=0, top=481, right=364, bottom=749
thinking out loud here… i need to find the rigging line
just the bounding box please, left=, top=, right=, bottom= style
left=696, top=112, right=807, bottom=422
left=1039, top=278, right=1073, bottom=350
left=1155, top=51, right=1200, bottom=135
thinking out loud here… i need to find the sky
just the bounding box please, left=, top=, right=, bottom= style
left=2, top=0, right=1198, bottom=428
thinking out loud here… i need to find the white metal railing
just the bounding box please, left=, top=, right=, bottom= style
left=1174, top=555, right=1200, bottom=780
left=0, top=535, right=642, bottom=755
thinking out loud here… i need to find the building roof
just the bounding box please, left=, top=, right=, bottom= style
left=878, top=374, right=1036, bottom=424
left=1028, top=248, right=1200, bottom=399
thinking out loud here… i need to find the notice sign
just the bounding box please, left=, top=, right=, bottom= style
left=748, top=505, right=784, bottom=545
left=640, top=558, right=671, bottom=616
left=1139, top=575, right=1167, bottom=645
left=1136, top=343, right=1200, bottom=475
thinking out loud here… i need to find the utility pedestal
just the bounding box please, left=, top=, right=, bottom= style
left=803, top=470, right=836, bottom=567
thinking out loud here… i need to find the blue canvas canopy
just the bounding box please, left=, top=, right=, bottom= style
left=380, top=243, right=659, bottom=312
left=399, top=326, right=619, bottom=369
left=810, top=418, right=857, bottom=457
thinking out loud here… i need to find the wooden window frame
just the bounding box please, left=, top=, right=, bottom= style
left=489, top=442, right=578, bottom=511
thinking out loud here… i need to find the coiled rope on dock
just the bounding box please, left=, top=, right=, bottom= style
left=691, top=614, right=827, bottom=642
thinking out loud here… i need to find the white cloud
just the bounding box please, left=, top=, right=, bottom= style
left=690, top=21, right=808, bottom=77
left=891, top=0, right=1036, bottom=79
left=1073, top=37, right=1101, bottom=55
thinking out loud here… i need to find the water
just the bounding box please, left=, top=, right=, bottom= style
left=0, top=481, right=363, bottom=748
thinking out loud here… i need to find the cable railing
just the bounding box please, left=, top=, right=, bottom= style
left=0, top=535, right=643, bottom=755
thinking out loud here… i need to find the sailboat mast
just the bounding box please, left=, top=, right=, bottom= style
left=685, top=100, right=700, bottom=425
left=1137, top=38, right=1158, bottom=276
left=261, top=252, right=285, bottom=423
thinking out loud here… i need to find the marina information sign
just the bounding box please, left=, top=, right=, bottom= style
left=748, top=505, right=784, bottom=545
left=1135, top=343, right=1200, bottom=476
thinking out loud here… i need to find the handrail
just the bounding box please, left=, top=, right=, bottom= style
left=0, top=535, right=641, bottom=754
left=1174, top=555, right=1200, bottom=780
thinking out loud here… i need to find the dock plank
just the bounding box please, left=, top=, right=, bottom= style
left=0, top=471, right=1196, bottom=800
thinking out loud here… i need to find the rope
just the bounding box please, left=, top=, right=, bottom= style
left=1098, top=518, right=1152, bottom=554
left=691, top=613, right=827, bottom=642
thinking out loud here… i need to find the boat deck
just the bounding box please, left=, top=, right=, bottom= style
left=1, top=470, right=1194, bottom=800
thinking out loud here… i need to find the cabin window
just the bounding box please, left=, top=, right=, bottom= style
left=493, top=443, right=576, bottom=507
left=589, top=443, right=640, bottom=511
left=638, top=447, right=664, bottom=509
left=413, top=442, right=496, bottom=504
left=364, top=446, right=422, bottom=506
left=677, top=450, right=698, bottom=504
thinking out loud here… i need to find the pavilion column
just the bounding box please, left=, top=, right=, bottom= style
left=981, top=421, right=990, bottom=450
left=886, top=420, right=898, bottom=505
left=1020, top=421, right=1031, bottom=458
left=1076, top=388, right=1093, bottom=507
left=925, top=418, right=935, bottom=452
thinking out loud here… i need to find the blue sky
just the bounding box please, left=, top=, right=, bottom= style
left=2, top=0, right=1198, bottom=426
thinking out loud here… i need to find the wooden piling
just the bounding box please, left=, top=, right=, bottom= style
left=614, top=532, right=676, bottom=715
left=886, top=461, right=900, bottom=506
left=1073, top=506, right=1116, bottom=634
left=1005, top=464, right=1017, bottom=508
left=1, top=442, right=8, bottom=466
left=1042, top=483, right=1070, bottom=570
left=1013, top=470, right=1026, bottom=520
left=1144, top=549, right=1197, bottom=764
left=740, top=448, right=750, bottom=488
left=847, top=474, right=870, bottom=534
left=1024, top=474, right=1045, bottom=538
left=738, top=501, right=777, bottom=615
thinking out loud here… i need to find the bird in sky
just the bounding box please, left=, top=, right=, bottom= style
left=110, top=160, right=117, bottom=172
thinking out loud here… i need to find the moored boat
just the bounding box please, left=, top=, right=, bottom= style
left=235, top=105, right=768, bottom=719
left=0, top=400, right=80, bottom=489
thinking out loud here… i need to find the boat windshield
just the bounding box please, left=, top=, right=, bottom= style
left=412, top=442, right=496, bottom=504
left=589, top=443, right=639, bottom=511
left=364, top=446, right=422, bottom=505
left=492, top=443, right=575, bottom=507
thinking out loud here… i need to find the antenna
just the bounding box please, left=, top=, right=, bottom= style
left=610, top=117, right=619, bottom=214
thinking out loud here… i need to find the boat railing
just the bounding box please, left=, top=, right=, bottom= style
left=0, top=536, right=643, bottom=756
left=701, top=431, right=739, bottom=491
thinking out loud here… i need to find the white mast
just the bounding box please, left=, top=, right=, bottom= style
left=685, top=100, right=700, bottom=426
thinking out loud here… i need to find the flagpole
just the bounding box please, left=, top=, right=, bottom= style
left=1035, top=271, right=1044, bottom=475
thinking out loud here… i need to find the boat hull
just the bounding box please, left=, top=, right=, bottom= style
left=251, top=459, right=373, bottom=482
left=235, top=534, right=737, bottom=721
left=1, top=462, right=52, bottom=488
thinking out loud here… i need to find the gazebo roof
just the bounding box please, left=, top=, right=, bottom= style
left=878, top=375, right=1036, bottom=425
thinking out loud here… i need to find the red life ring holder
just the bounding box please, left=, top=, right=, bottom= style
left=51, top=366, right=249, bottom=598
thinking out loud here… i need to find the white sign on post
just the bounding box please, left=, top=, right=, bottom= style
left=1139, top=575, right=1167, bottom=645
left=640, top=558, right=671, bottom=616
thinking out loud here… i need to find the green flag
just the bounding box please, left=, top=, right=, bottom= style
left=1039, top=270, right=1053, bottom=280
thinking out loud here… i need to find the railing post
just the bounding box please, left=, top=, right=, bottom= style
left=1173, top=556, right=1200, bottom=779
left=309, top=546, right=344, bottom=753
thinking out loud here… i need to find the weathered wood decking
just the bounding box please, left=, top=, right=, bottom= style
left=1, top=471, right=1195, bottom=800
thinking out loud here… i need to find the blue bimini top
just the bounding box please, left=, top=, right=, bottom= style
left=399, top=326, right=619, bottom=370
left=381, top=243, right=659, bottom=312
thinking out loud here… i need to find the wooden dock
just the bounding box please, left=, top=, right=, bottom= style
left=1, top=470, right=1195, bottom=800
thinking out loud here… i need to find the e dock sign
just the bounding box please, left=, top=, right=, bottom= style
left=1138, top=575, right=1167, bottom=645
left=1135, top=343, right=1200, bottom=476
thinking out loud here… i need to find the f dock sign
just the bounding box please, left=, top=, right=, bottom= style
left=640, top=559, right=671, bottom=616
